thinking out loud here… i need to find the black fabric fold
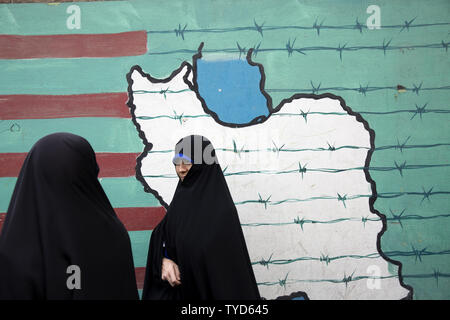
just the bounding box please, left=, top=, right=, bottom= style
left=0, top=132, right=138, bottom=300
left=142, top=135, right=260, bottom=300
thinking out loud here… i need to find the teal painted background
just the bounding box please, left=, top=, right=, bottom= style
left=0, top=0, right=449, bottom=299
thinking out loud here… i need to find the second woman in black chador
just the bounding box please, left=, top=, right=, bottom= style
left=0, top=133, right=138, bottom=300
left=142, top=135, right=260, bottom=300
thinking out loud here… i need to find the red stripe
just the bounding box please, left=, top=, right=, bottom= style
left=0, top=153, right=27, bottom=177
left=115, top=207, right=166, bottom=231
left=96, top=153, right=139, bottom=178
left=0, top=212, right=5, bottom=234
left=0, top=93, right=130, bottom=120
left=135, top=267, right=146, bottom=289
left=0, top=31, right=147, bottom=59
left=0, top=153, right=139, bottom=178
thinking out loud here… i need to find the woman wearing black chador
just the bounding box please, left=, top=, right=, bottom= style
left=142, top=135, right=260, bottom=300
left=0, top=132, right=138, bottom=300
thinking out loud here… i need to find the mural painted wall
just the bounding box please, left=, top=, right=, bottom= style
left=0, top=0, right=449, bottom=299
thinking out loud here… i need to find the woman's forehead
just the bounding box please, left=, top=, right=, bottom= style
left=172, top=153, right=193, bottom=165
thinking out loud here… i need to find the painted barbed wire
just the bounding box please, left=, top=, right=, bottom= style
left=133, top=104, right=449, bottom=120
left=218, top=164, right=450, bottom=177
left=142, top=127, right=449, bottom=155
left=377, top=141, right=450, bottom=153
left=241, top=212, right=450, bottom=229
left=147, top=40, right=450, bottom=57
left=273, top=108, right=450, bottom=125
left=136, top=114, right=211, bottom=122
left=387, top=211, right=450, bottom=228
left=145, top=141, right=450, bottom=155
left=252, top=249, right=450, bottom=268
left=138, top=159, right=450, bottom=200
left=140, top=150, right=450, bottom=177
left=266, top=85, right=450, bottom=95
left=256, top=271, right=450, bottom=287
left=233, top=190, right=450, bottom=207
left=138, top=164, right=450, bottom=203
left=146, top=19, right=450, bottom=39
left=132, top=110, right=450, bottom=153
left=133, top=88, right=192, bottom=98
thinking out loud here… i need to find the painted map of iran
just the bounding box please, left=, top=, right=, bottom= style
left=126, top=44, right=412, bottom=300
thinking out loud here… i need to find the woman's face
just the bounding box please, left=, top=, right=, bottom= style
left=175, top=161, right=193, bottom=181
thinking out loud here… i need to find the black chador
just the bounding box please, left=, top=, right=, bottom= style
left=0, top=133, right=138, bottom=300
left=142, top=135, right=260, bottom=300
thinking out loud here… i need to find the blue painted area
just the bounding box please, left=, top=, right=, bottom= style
left=196, top=58, right=269, bottom=124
